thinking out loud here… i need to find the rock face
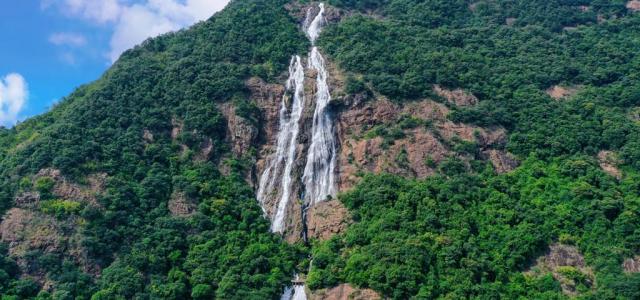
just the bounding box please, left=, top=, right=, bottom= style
left=218, top=101, right=259, bottom=158
left=36, top=168, right=106, bottom=207
left=0, top=207, right=99, bottom=286
left=249, top=44, right=517, bottom=242
left=306, top=200, right=351, bottom=240
left=433, top=84, right=478, bottom=107
left=248, top=4, right=516, bottom=244
left=546, top=85, right=580, bottom=100
left=168, top=192, right=196, bottom=217
left=526, top=244, right=595, bottom=296
left=286, top=1, right=347, bottom=24
left=628, top=0, right=640, bottom=11
left=0, top=169, right=107, bottom=286
left=623, top=256, right=640, bottom=273
left=483, top=149, right=519, bottom=174
left=310, top=284, right=381, bottom=300
left=336, top=97, right=513, bottom=190
left=598, top=150, right=622, bottom=179
left=0, top=208, right=61, bottom=256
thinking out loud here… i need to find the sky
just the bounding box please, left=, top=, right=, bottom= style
left=0, top=0, right=230, bottom=127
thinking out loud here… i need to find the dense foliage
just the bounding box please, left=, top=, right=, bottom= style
left=303, top=0, right=640, bottom=298
left=0, top=0, right=307, bottom=298
left=308, top=158, right=640, bottom=298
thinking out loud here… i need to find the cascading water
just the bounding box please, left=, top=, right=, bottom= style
left=256, top=3, right=334, bottom=299
left=257, top=2, right=335, bottom=233
left=256, top=55, right=306, bottom=233
left=280, top=275, right=307, bottom=300
left=302, top=3, right=337, bottom=205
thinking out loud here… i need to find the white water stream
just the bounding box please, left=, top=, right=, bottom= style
left=280, top=275, right=307, bottom=300
left=257, top=5, right=335, bottom=298
left=302, top=3, right=337, bottom=206
left=257, top=55, right=306, bottom=233
left=257, top=2, right=335, bottom=232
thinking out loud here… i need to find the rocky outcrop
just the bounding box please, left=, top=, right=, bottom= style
left=433, top=85, right=478, bottom=107
left=247, top=77, right=287, bottom=181
left=310, top=284, right=381, bottom=300
left=168, top=192, right=196, bottom=217
left=1, top=169, right=108, bottom=285
left=483, top=150, right=519, bottom=174
left=14, top=192, right=40, bottom=208
left=623, top=256, right=640, bottom=273
left=336, top=98, right=512, bottom=190
left=628, top=0, right=640, bottom=11
left=218, top=102, right=258, bottom=158
left=306, top=200, right=351, bottom=240
left=0, top=208, right=61, bottom=256
left=598, top=150, right=622, bottom=179
left=286, top=1, right=347, bottom=25
left=0, top=207, right=99, bottom=286
left=546, top=85, right=580, bottom=100
left=143, top=129, right=154, bottom=143
left=36, top=168, right=105, bottom=207
left=171, top=118, right=183, bottom=140
left=525, top=244, right=595, bottom=296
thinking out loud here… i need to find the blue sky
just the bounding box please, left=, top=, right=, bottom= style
left=0, top=0, right=229, bottom=127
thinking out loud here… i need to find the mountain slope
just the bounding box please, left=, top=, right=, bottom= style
left=0, top=0, right=308, bottom=298
left=1, top=0, right=640, bottom=299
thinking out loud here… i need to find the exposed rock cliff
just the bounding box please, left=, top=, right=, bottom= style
left=309, top=284, right=381, bottom=300
left=623, top=256, right=640, bottom=273
left=525, top=244, right=595, bottom=296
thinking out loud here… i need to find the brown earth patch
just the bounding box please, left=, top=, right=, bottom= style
left=0, top=208, right=58, bottom=254
left=143, top=129, right=154, bottom=143
left=14, top=192, right=41, bottom=208
left=310, top=284, right=381, bottom=300
left=171, top=117, right=183, bottom=140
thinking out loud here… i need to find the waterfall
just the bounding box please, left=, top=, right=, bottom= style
left=302, top=14, right=337, bottom=205
left=257, top=55, right=306, bottom=233
left=257, top=2, right=335, bottom=233
left=280, top=274, right=307, bottom=300
left=257, top=3, right=332, bottom=300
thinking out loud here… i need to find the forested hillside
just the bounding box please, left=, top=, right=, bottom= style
left=0, top=0, right=640, bottom=299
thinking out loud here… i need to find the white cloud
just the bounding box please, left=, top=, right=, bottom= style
left=0, top=74, right=28, bottom=127
left=43, top=0, right=231, bottom=62
left=49, top=32, right=87, bottom=47
left=108, top=0, right=230, bottom=62
left=42, top=0, right=121, bottom=23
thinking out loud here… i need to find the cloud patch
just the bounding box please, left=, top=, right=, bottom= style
left=43, top=0, right=231, bottom=62
left=0, top=74, right=28, bottom=127
left=41, top=0, right=121, bottom=23
left=49, top=32, right=87, bottom=47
